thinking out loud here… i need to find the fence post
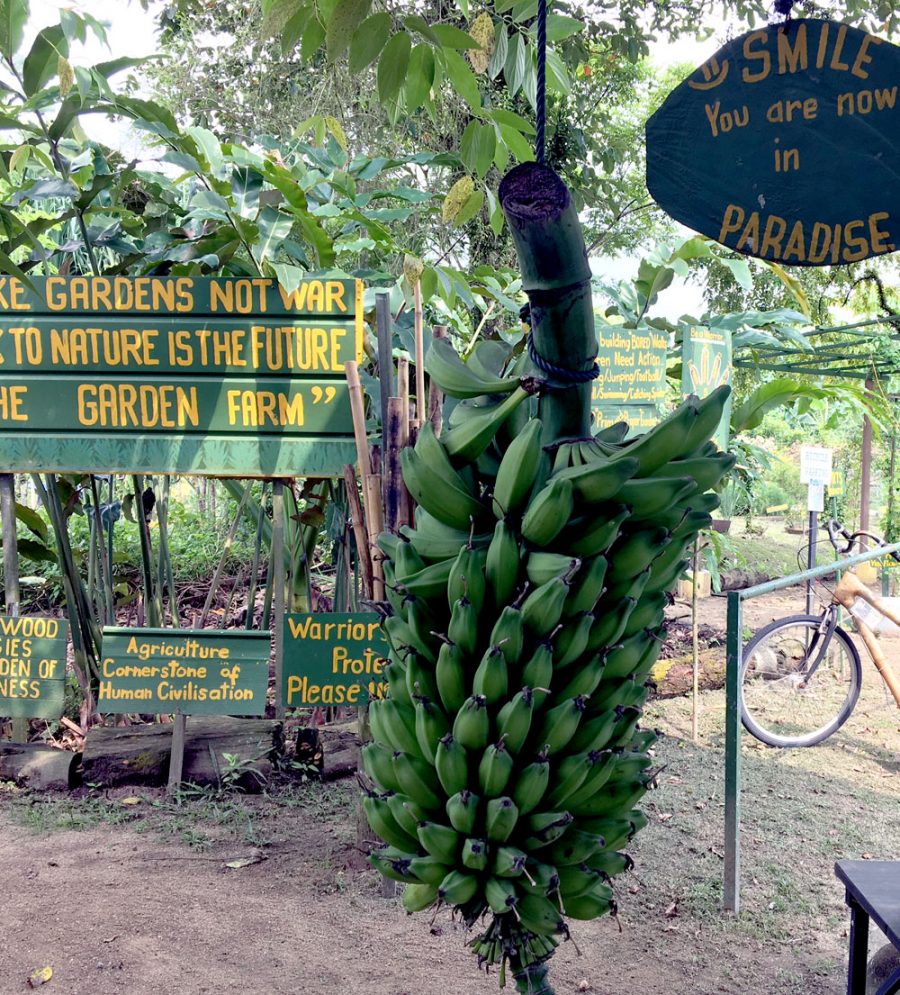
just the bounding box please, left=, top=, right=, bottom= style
left=724, top=590, right=743, bottom=913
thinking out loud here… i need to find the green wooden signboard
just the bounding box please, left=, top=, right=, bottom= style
left=283, top=613, right=389, bottom=707
left=682, top=326, right=733, bottom=450
left=647, top=20, right=900, bottom=265
left=0, top=615, right=68, bottom=719
left=591, top=318, right=668, bottom=438
left=0, top=276, right=363, bottom=477
left=98, top=628, right=270, bottom=716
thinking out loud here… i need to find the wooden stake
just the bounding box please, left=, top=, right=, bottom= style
left=413, top=281, right=426, bottom=430
left=384, top=398, right=404, bottom=533
left=167, top=711, right=186, bottom=794
left=396, top=359, right=412, bottom=528
left=363, top=474, right=385, bottom=601
left=343, top=465, right=373, bottom=599
left=429, top=324, right=448, bottom=435
left=0, top=474, right=26, bottom=743
left=375, top=292, right=394, bottom=458
left=691, top=536, right=700, bottom=744
left=345, top=361, right=372, bottom=476
left=272, top=479, right=287, bottom=719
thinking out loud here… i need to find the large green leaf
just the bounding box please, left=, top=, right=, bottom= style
left=377, top=31, right=411, bottom=104
left=429, top=24, right=479, bottom=49
left=0, top=0, right=27, bottom=61
left=442, top=48, right=480, bottom=111
left=405, top=43, right=435, bottom=112
left=349, top=12, right=391, bottom=72
left=326, top=0, right=371, bottom=60
left=22, top=24, right=67, bottom=96
left=15, top=502, right=47, bottom=541
left=731, top=379, right=829, bottom=434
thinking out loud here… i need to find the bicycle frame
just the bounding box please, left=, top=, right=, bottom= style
left=831, top=571, right=900, bottom=707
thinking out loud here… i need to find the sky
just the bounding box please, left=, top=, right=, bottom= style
left=23, top=0, right=726, bottom=319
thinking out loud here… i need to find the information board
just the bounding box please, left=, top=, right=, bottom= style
left=0, top=615, right=68, bottom=718
left=799, top=445, right=833, bottom=485
left=682, top=326, right=733, bottom=449
left=647, top=20, right=900, bottom=266
left=98, top=628, right=270, bottom=716
left=0, top=276, right=363, bottom=477
left=283, top=613, right=389, bottom=706
left=592, top=320, right=668, bottom=437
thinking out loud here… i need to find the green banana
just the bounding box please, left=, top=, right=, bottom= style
left=585, top=598, right=635, bottom=653
left=395, top=558, right=455, bottom=600
left=685, top=384, right=731, bottom=451
left=521, top=571, right=574, bottom=637
left=425, top=335, right=520, bottom=399
left=408, top=854, right=454, bottom=885
left=545, top=828, right=605, bottom=867
left=553, top=455, right=639, bottom=503
left=492, top=846, right=528, bottom=877
left=401, top=509, right=490, bottom=562
left=492, top=417, right=545, bottom=519
left=434, top=734, right=469, bottom=796
left=361, top=741, right=402, bottom=793
left=415, top=698, right=449, bottom=763
left=515, top=894, right=565, bottom=936
left=511, top=753, right=550, bottom=815
left=556, top=863, right=605, bottom=898
left=566, top=709, right=620, bottom=755
left=400, top=447, right=488, bottom=532
left=554, top=612, right=595, bottom=669
left=608, top=527, right=671, bottom=578
left=533, top=696, right=588, bottom=754
left=544, top=751, right=594, bottom=808
left=447, top=542, right=487, bottom=612
left=438, top=869, right=480, bottom=905
left=563, top=750, right=618, bottom=807
left=478, top=739, right=514, bottom=797
left=521, top=641, right=554, bottom=706
left=442, top=386, right=533, bottom=464
left=603, top=631, right=656, bottom=680
left=578, top=818, right=633, bottom=853
left=616, top=476, right=696, bottom=519
left=652, top=452, right=735, bottom=491
left=520, top=477, right=574, bottom=546
left=435, top=638, right=467, bottom=714
left=485, top=518, right=521, bottom=607
left=558, top=506, right=629, bottom=556
left=525, top=811, right=574, bottom=847
left=582, top=849, right=633, bottom=879
left=462, top=837, right=490, bottom=871
left=567, top=779, right=648, bottom=818
left=386, top=792, right=426, bottom=838
left=392, top=751, right=443, bottom=810
left=447, top=595, right=479, bottom=657
left=417, top=821, right=461, bottom=863
left=446, top=789, right=479, bottom=835
left=404, top=654, right=439, bottom=704
left=608, top=396, right=700, bottom=476
left=554, top=651, right=605, bottom=699
left=452, top=694, right=490, bottom=750
left=561, top=880, right=615, bottom=920
left=564, top=555, right=608, bottom=616
left=496, top=688, right=534, bottom=755
left=621, top=592, right=667, bottom=638
left=472, top=644, right=509, bottom=705
left=363, top=792, right=420, bottom=852
left=369, top=847, right=414, bottom=882
left=526, top=551, right=580, bottom=586
left=485, top=796, right=519, bottom=842
left=402, top=881, right=440, bottom=913
left=488, top=605, right=525, bottom=665
left=485, top=876, right=518, bottom=914
left=518, top=862, right=560, bottom=898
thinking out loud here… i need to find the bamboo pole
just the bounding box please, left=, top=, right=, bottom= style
left=346, top=360, right=384, bottom=600
left=343, top=465, right=374, bottom=599
left=396, top=357, right=412, bottom=528
left=413, top=281, right=426, bottom=430
left=429, top=324, right=448, bottom=435
left=376, top=291, right=393, bottom=458
left=384, top=397, right=404, bottom=533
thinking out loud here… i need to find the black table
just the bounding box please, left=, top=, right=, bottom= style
left=835, top=860, right=900, bottom=995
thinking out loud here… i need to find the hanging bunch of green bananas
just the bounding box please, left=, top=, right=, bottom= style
left=362, top=161, right=734, bottom=994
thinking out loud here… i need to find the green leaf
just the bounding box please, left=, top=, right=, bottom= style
left=253, top=205, right=294, bottom=263
left=719, top=256, right=753, bottom=291
left=326, top=0, right=371, bottom=60
left=504, top=32, right=525, bottom=96
left=16, top=537, right=56, bottom=565
left=403, top=14, right=440, bottom=45
left=731, top=379, right=829, bottom=434
left=545, top=48, right=570, bottom=95
left=461, top=121, right=495, bottom=180
left=187, top=126, right=224, bottom=175
left=261, top=0, right=300, bottom=37
left=22, top=24, right=67, bottom=96
left=281, top=7, right=312, bottom=52
left=0, top=0, right=27, bottom=61
left=498, top=123, right=534, bottom=163
left=349, top=12, right=391, bottom=71
left=93, top=56, right=147, bottom=79
left=488, top=26, right=507, bottom=79
left=442, top=49, right=480, bottom=111
left=9, top=178, right=78, bottom=204
left=429, top=24, right=480, bottom=48
left=546, top=14, right=584, bottom=41
left=15, top=502, right=47, bottom=541
left=301, top=17, right=326, bottom=61
left=454, top=187, right=483, bottom=226
left=377, top=31, right=411, bottom=104
left=488, top=107, right=534, bottom=135
left=405, top=44, right=435, bottom=112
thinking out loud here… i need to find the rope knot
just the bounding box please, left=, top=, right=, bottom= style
left=774, top=0, right=794, bottom=17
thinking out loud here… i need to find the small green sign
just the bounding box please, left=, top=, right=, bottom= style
left=592, top=319, right=668, bottom=437
left=682, top=326, right=733, bottom=450
left=828, top=469, right=845, bottom=497
left=98, top=628, right=270, bottom=716
left=0, top=615, right=68, bottom=719
left=592, top=402, right=665, bottom=439
left=283, top=613, right=389, bottom=707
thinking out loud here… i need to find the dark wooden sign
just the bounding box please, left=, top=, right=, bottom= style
left=0, top=615, right=68, bottom=718
left=0, top=276, right=363, bottom=477
left=647, top=20, right=900, bottom=266
left=591, top=319, right=667, bottom=437
left=283, top=613, right=388, bottom=706
left=98, top=628, right=270, bottom=716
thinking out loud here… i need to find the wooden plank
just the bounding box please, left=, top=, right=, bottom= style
left=167, top=712, right=186, bottom=795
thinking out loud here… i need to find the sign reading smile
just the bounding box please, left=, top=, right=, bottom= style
left=647, top=19, right=900, bottom=266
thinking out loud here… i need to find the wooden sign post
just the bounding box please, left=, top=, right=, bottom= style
left=99, top=627, right=270, bottom=792
left=647, top=20, right=900, bottom=265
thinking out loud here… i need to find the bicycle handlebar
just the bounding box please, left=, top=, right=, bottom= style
left=825, top=518, right=900, bottom=563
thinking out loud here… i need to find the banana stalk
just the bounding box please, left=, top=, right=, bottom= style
left=498, top=163, right=596, bottom=445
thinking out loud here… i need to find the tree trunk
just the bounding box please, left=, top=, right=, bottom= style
left=0, top=743, right=78, bottom=790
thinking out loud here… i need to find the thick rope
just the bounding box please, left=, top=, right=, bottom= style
left=535, top=0, right=547, bottom=163
left=528, top=332, right=600, bottom=384
left=774, top=0, right=794, bottom=18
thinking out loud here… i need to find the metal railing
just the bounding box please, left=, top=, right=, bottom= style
left=724, top=540, right=900, bottom=913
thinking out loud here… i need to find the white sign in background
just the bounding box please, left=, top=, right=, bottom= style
left=800, top=446, right=833, bottom=486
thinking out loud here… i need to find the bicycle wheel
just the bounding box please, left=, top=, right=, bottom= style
left=740, top=613, right=862, bottom=748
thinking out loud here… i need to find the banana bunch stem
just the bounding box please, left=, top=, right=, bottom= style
left=498, top=163, right=595, bottom=447
left=510, top=959, right=555, bottom=995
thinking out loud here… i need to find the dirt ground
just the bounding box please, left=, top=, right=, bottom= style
left=2, top=585, right=899, bottom=995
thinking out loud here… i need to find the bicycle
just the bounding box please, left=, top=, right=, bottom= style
left=740, top=520, right=900, bottom=748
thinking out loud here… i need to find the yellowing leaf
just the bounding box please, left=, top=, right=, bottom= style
left=120, top=796, right=142, bottom=806
left=442, top=176, right=474, bottom=223
left=324, top=115, right=348, bottom=152
left=403, top=253, right=424, bottom=285
left=467, top=13, right=494, bottom=74
left=28, top=967, right=53, bottom=988
left=57, top=56, right=73, bottom=98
